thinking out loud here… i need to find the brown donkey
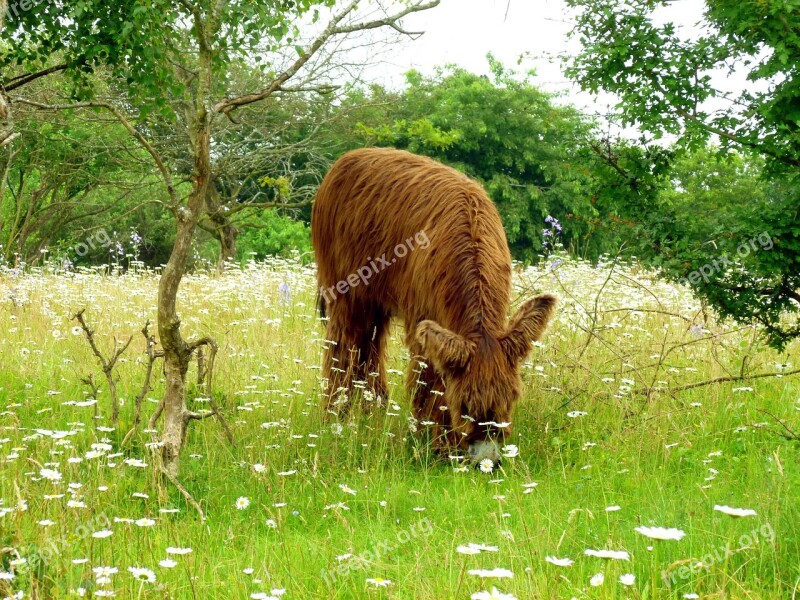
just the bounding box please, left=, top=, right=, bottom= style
left=311, top=148, right=556, bottom=463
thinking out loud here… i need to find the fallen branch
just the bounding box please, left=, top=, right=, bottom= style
left=756, top=409, right=800, bottom=442
left=187, top=336, right=235, bottom=446
left=159, top=466, right=205, bottom=521
left=122, top=321, right=165, bottom=447
left=635, top=367, right=800, bottom=396
left=73, top=309, right=133, bottom=424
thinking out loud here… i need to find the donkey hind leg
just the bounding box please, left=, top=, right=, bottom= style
left=322, top=301, right=388, bottom=416
left=321, top=306, right=363, bottom=416
left=358, top=305, right=390, bottom=411
left=406, top=347, right=450, bottom=450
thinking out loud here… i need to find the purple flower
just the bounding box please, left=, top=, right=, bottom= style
left=542, top=229, right=553, bottom=237
left=279, top=280, right=291, bottom=305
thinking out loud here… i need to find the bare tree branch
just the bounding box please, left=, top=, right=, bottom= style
left=214, top=0, right=439, bottom=114
left=10, top=97, right=180, bottom=206
left=2, top=63, right=69, bottom=92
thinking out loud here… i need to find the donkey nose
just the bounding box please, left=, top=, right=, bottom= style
left=468, top=439, right=501, bottom=465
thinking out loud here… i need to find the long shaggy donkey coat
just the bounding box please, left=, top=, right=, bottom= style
left=312, top=147, right=556, bottom=461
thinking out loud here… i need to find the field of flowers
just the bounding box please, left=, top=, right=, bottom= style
left=0, top=255, right=798, bottom=599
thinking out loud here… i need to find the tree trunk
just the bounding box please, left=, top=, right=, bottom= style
left=212, top=215, right=238, bottom=271
left=157, top=50, right=214, bottom=478
left=0, top=0, right=14, bottom=151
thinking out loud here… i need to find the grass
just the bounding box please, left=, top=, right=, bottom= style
left=0, top=255, right=798, bottom=599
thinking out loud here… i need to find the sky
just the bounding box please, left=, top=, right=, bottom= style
left=346, top=0, right=743, bottom=131
left=374, top=0, right=581, bottom=94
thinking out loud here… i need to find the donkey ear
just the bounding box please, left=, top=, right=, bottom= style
left=415, top=320, right=474, bottom=374
left=501, top=294, right=557, bottom=364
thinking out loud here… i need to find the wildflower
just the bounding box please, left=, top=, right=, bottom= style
left=135, top=518, right=156, bottom=527
left=39, top=468, right=62, bottom=481
left=468, top=568, right=514, bottom=578
left=714, top=505, right=756, bottom=518
left=165, top=547, right=192, bottom=555
left=457, top=543, right=498, bottom=555
left=584, top=549, right=629, bottom=560
left=471, top=588, right=517, bottom=600
left=544, top=556, right=573, bottom=567
left=92, top=529, right=113, bottom=538
left=479, top=458, right=494, bottom=473
left=635, top=526, right=685, bottom=541
left=619, top=573, right=635, bottom=586
left=128, top=566, right=156, bottom=583
left=366, top=577, right=392, bottom=587
left=501, top=445, right=519, bottom=458
left=236, top=497, right=250, bottom=510
left=590, top=572, right=604, bottom=586
left=158, top=559, right=177, bottom=568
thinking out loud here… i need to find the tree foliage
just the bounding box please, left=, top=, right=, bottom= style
left=349, top=58, right=594, bottom=260
left=566, top=0, right=800, bottom=348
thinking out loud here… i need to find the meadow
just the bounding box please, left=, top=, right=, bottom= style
left=0, top=255, right=798, bottom=599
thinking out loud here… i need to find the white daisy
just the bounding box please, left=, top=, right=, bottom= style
left=471, top=588, right=517, bottom=600
left=468, top=568, right=514, bottom=578
left=635, top=526, right=686, bottom=541
left=714, top=505, right=757, bottom=518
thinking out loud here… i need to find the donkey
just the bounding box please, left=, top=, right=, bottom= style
left=312, top=147, right=556, bottom=463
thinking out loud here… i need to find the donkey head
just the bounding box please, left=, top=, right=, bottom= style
left=415, top=294, right=557, bottom=464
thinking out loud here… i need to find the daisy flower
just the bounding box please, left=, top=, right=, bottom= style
left=468, top=568, right=513, bottom=578
left=471, top=587, right=517, bottom=600
left=590, top=572, right=605, bottom=586
left=635, top=526, right=686, bottom=541
left=479, top=458, right=494, bottom=473
left=366, top=577, right=392, bottom=587
left=544, top=556, right=573, bottom=567
left=92, top=529, right=113, bottom=539
left=128, top=567, right=156, bottom=583
left=236, top=497, right=251, bottom=510
left=714, top=505, right=756, bottom=518
left=619, top=573, right=635, bottom=586
left=584, top=549, right=630, bottom=561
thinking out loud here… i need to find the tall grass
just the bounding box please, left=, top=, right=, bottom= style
left=0, top=255, right=797, bottom=598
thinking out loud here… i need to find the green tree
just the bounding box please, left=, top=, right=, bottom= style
left=566, top=0, right=800, bottom=348
left=2, top=0, right=440, bottom=484
left=349, top=58, right=594, bottom=260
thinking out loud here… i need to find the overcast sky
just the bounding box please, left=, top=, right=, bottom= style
left=350, top=0, right=743, bottom=131
left=375, top=0, right=580, bottom=92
